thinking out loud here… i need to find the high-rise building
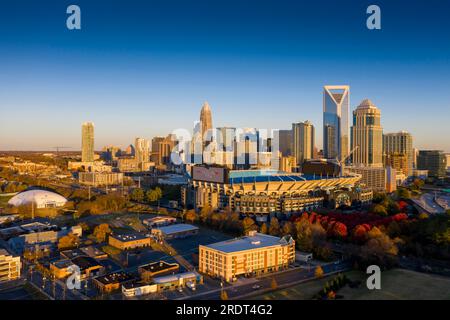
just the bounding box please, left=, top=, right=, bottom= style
left=81, top=122, right=95, bottom=162
left=323, top=85, right=350, bottom=161
left=351, top=99, right=383, bottom=167
left=135, top=138, right=150, bottom=170
left=384, top=152, right=408, bottom=176
left=417, top=150, right=447, bottom=178
left=292, top=121, right=315, bottom=166
left=274, top=129, right=293, bottom=157
left=200, top=101, right=213, bottom=145
left=216, top=127, right=236, bottom=152
left=383, top=131, right=413, bottom=176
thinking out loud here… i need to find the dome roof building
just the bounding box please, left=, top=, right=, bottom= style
left=8, top=189, right=67, bottom=209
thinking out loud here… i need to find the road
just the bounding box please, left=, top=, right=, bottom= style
left=412, top=193, right=446, bottom=214
left=180, top=260, right=351, bottom=300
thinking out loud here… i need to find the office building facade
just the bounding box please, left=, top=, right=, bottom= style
left=383, top=131, right=413, bottom=176
left=323, top=85, right=350, bottom=161
left=351, top=99, right=383, bottom=167
left=292, top=121, right=315, bottom=166
left=81, top=122, right=95, bottom=162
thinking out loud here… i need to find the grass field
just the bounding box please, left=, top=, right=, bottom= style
left=252, top=269, right=450, bottom=300
left=339, top=269, right=450, bottom=300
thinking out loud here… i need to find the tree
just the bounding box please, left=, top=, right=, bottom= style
left=93, top=223, right=112, bottom=243
left=282, top=221, right=294, bottom=236
left=185, top=209, right=197, bottom=223
left=396, top=188, right=411, bottom=200
left=315, top=265, right=324, bottom=278
left=58, top=233, right=79, bottom=250
left=242, top=217, right=257, bottom=235
left=131, top=188, right=145, bottom=202
left=269, top=217, right=280, bottom=236
left=331, top=222, right=348, bottom=238
left=372, top=204, right=388, bottom=216
left=270, top=277, right=278, bottom=290
left=199, top=205, right=212, bottom=223
left=295, top=218, right=313, bottom=252
left=260, top=223, right=268, bottom=234
left=146, top=187, right=163, bottom=203
left=220, top=289, right=229, bottom=300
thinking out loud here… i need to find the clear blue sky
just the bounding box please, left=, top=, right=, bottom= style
left=1, top=0, right=449, bottom=151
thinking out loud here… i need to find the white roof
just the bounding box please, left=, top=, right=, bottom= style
left=8, top=189, right=67, bottom=207
left=154, top=224, right=199, bottom=235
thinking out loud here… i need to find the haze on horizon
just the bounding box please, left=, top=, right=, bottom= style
left=1, top=0, right=449, bottom=152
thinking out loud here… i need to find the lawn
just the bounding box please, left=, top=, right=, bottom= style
left=250, top=276, right=335, bottom=300
left=339, top=269, right=450, bottom=300
left=251, top=269, right=450, bottom=300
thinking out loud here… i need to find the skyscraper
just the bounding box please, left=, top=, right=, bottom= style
left=292, top=121, right=315, bottom=166
left=135, top=137, right=150, bottom=169
left=350, top=99, right=383, bottom=167
left=323, top=85, right=350, bottom=161
left=200, top=101, right=213, bottom=144
left=383, top=131, right=413, bottom=176
left=417, top=150, right=447, bottom=178
left=274, top=129, right=293, bottom=157
left=81, top=122, right=94, bottom=162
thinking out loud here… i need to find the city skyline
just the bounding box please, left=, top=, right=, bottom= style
left=1, top=0, right=450, bottom=152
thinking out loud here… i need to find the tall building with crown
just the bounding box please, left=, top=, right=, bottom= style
left=351, top=99, right=383, bottom=167
left=323, top=86, right=350, bottom=161
left=200, top=101, right=213, bottom=145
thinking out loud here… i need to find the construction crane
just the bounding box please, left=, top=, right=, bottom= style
left=335, top=145, right=359, bottom=177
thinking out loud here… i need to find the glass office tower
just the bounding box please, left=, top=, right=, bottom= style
left=323, top=85, right=350, bottom=161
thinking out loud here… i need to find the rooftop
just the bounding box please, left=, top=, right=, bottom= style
left=111, top=232, right=148, bottom=242
left=228, top=169, right=343, bottom=184
left=139, top=260, right=179, bottom=273
left=153, top=224, right=199, bottom=235
left=71, top=256, right=102, bottom=271
left=202, top=232, right=293, bottom=253
left=94, top=272, right=135, bottom=285
left=153, top=271, right=200, bottom=284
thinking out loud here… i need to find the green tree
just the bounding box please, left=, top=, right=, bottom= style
left=372, top=204, right=388, bottom=216
left=131, top=188, right=145, bottom=202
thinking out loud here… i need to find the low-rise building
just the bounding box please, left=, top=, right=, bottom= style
left=0, top=249, right=21, bottom=282
left=138, top=261, right=179, bottom=282
left=78, top=172, right=124, bottom=187
left=94, top=272, right=136, bottom=293
left=49, top=259, right=75, bottom=279
left=142, top=216, right=177, bottom=228
left=122, top=281, right=157, bottom=297
left=151, top=224, right=199, bottom=240
left=108, top=233, right=151, bottom=250
left=153, top=271, right=203, bottom=292
left=199, top=231, right=295, bottom=282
